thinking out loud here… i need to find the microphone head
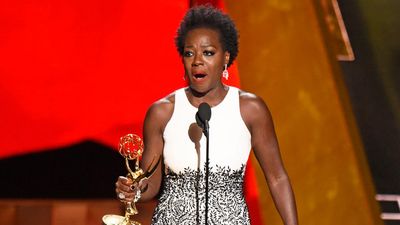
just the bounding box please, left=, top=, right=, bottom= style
left=198, top=102, right=211, bottom=122
left=196, top=112, right=204, bottom=129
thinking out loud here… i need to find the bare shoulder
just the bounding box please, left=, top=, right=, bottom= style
left=239, top=90, right=270, bottom=115
left=238, top=90, right=272, bottom=128
left=144, top=92, right=175, bottom=130
left=149, top=92, right=175, bottom=113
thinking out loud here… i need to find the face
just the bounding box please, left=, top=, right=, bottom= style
left=183, top=27, right=230, bottom=94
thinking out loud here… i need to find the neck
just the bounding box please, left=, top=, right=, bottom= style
left=187, top=84, right=228, bottom=107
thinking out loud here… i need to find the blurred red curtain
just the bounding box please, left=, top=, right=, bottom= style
left=0, top=0, right=188, bottom=156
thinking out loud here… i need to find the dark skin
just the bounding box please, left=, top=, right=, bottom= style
left=116, top=27, right=298, bottom=225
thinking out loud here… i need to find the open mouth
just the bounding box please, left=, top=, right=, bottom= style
left=193, top=73, right=207, bottom=79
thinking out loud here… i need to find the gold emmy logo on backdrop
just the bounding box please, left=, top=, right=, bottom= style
left=102, top=134, right=160, bottom=225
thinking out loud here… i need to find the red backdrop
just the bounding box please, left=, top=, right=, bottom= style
left=0, top=0, right=190, bottom=156
left=0, top=0, right=262, bottom=224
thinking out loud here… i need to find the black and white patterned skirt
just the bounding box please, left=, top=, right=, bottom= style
left=151, top=165, right=251, bottom=225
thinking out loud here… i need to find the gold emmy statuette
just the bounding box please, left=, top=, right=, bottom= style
left=102, top=134, right=161, bottom=225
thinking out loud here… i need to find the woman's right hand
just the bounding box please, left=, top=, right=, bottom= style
left=115, top=176, right=149, bottom=203
left=115, top=176, right=135, bottom=203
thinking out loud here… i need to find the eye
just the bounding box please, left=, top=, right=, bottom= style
left=183, top=51, right=193, bottom=57
left=203, top=50, right=215, bottom=56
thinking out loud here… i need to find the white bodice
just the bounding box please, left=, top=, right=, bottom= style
left=162, top=86, right=252, bottom=173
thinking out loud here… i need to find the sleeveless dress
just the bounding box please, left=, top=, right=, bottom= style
left=151, top=86, right=252, bottom=225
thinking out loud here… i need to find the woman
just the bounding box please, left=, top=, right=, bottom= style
left=116, top=5, right=298, bottom=225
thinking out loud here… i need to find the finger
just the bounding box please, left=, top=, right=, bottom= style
left=134, top=178, right=149, bottom=192
left=116, top=184, right=134, bottom=194
left=130, top=182, right=138, bottom=190
left=117, top=191, right=135, bottom=202
left=118, top=176, right=133, bottom=185
left=116, top=178, right=134, bottom=193
left=121, top=192, right=135, bottom=200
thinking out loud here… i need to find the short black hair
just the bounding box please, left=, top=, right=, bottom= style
left=175, top=5, right=239, bottom=67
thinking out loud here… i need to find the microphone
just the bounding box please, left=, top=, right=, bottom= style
left=195, top=102, right=211, bottom=225
left=196, top=102, right=211, bottom=136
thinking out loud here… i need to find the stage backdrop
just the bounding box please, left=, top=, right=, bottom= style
left=225, top=0, right=382, bottom=224
left=0, top=0, right=188, bottom=157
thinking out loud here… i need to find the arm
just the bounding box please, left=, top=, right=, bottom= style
left=116, top=97, right=174, bottom=202
left=240, top=92, right=298, bottom=225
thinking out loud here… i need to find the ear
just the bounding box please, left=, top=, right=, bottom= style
left=224, top=51, right=230, bottom=65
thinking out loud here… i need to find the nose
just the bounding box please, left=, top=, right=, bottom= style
left=192, top=52, right=203, bottom=67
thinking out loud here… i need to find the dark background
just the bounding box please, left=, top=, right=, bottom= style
left=339, top=1, right=399, bottom=223
left=339, top=0, right=400, bottom=194
left=0, top=141, right=125, bottom=199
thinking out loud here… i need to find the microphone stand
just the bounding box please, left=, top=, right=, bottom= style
left=196, top=102, right=211, bottom=225
left=204, top=120, right=210, bottom=225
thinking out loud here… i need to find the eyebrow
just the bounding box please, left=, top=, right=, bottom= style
left=201, top=44, right=216, bottom=48
left=184, top=44, right=217, bottom=48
